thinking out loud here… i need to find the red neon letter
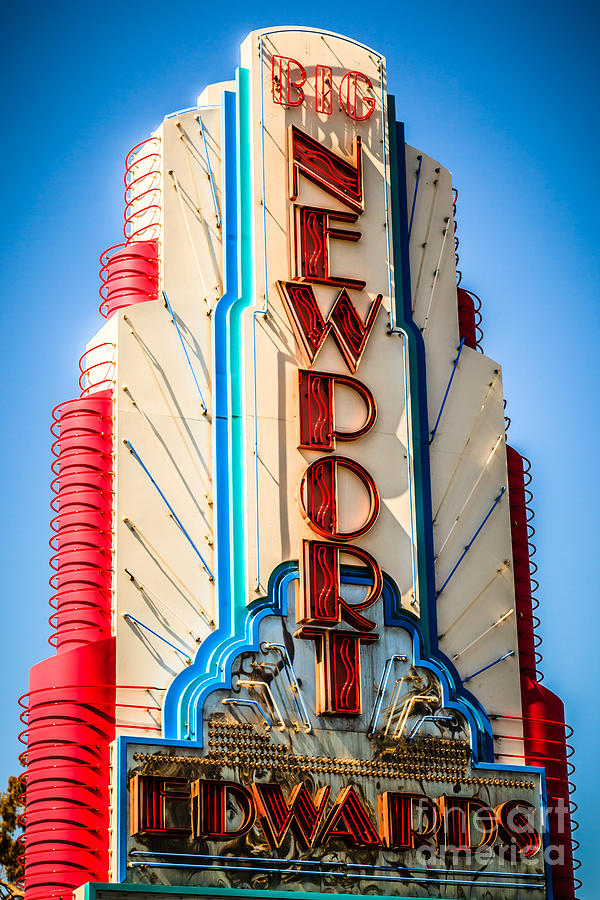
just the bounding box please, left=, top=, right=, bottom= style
left=439, top=796, right=498, bottom=851
left=318, top=786, right=381, bottom=846
left=298, top=369, right=376, bottom=451
left=191, top=778, right=255, bottom=840
left=250, top=782, right=330, bottom=849
left=293, top=206, right=365, bottom=290
left=289, top=125, right=363, bottom=214
left=297, top=626, right=379, bottom=715
left=315, top=64, right=333, bottom=114
left=299, top=540, right=382, bottom=631
left=495, top=800, right=541, bottom=858
left=339, top=71, right=376, bottom=121
left=272, top=56, right=306, bottom=107
left=129, top=775, right=190, bottom=837
left=378, top=792, right=441, bottom=849
left=278, top=283, right=382, bottom=373
left=300, top=455, right=380, bottom=540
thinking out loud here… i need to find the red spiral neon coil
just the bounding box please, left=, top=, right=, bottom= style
left=22, top=390, right=116, bottom=900
left=99, top=240, right=159, bottom=318
left=123, top=137, right=161, bottom=242
left=48, top=392, right=113, bottom=651
left=456, top=287, right=484, bottom=352
left=506, top=445, right=580, bottom=898
left=23, top=638, right=115, bottom=900
left=78, top=342, right=116, bottom=395
left=97, top=135, right=161, bottom=318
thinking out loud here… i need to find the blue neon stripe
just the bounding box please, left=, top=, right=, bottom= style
left=124, top=439, right=213, bottom=579
left=162, top=290, right=208, bottom=412
left=429, top=336, right=465, bottom=444
left=163, top=70, right=254, bottom=741
left=163, top=88, right=237, bottom=739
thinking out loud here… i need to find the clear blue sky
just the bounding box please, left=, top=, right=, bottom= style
left=1, top=0, right=597, bottom=894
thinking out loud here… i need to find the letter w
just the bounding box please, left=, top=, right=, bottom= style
left=278, top=282, right=382, bottom=373
left=250, top=782, right=330, bottom=849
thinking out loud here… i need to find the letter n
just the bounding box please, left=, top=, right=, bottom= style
left=289, top=125, right=363, bottom=213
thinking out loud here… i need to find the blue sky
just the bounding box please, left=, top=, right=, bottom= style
left=1, top=0, right=597, bottom=894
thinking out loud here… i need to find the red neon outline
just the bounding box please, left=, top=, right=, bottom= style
left=293, top=205, right=365, bottom=290
left=250, top=783, right=330, bottom=850
left=299, top=455, right=380, bottom=541
left=297, top=626, right=378, bottom=715
left=317, top=785, right=380, bottom=845
left=299, top=539, right=382, bottom=630
left=130, top=775, right=190, bottom=837
left=298, top=368, right=377, bottom=451
left=272, top=55, right=306, bottom=107
left=191, top=779, right=256, bottom=840
left=339, top=71, right=376, bottom=121
left=378, top=792, right=441, bottom=850
left=495, top=799, right=541, bottom=859
left=439, top=796, right=498, bottom=851
left=278, top=282, right=382, bottom=374
left=315, top=65, right=333, bottom=115
left=289, top=125, right=363, bottom=214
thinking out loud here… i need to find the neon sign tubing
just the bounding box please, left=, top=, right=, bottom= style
left=429, top=336, right=465, bottom=444
left=383, top=676, right=416, bottom=736
left=367, top=654, right=408, bottom=737
left=123, top=439, right=214, bottom=580
left=392, top=691, right=440, bottom=740
left=162, top=290, right=208, bottom=413
left=435, top=433, right=504, bottom=561
left=421, top=217, right=450, bottom=334
left=123, top=613, right=193, bottom=663
left=125, top=859, right=542, bottom=889
left=196, top=115, right=221, bottom=229
left=221, top=697, right=272, bottom=729
left=402, top=334, right=418, bottom=603
left=407, top=713, right=455, bottom=741
left=433, top=369, right=500, bottom=522
left=407, top=154, right=422, bottom=241
left=439, top=561, right=510, bottom=640
left=251, top=34, right=271, bottom=593
left=464, top=649, right=516, bottom=683
left=251, top=658, right=301, bottom=730
left=262, top=642, right=312, bottom=733
left=124, top=567, right=210, bottom=640
left=128, top=849, right=545, bottom=880
left=452, top=609, right=514, bottom=662
left=435, top=486, right=506, bottom=599
left=164, top=105, right=203, bottom=120
left=235, top=679, right=286, bottom=730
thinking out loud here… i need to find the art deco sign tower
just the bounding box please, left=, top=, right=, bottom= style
left=22, top=26, right=578, bottom=900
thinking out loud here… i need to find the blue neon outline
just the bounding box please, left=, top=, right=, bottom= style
left=386, top=101, right=439, bottom=653
left=159, top=63, right=525, bottom=775
left=113, top=43, right=553, bottom=898
left=167, top=557, right=492, bottom=759
left=163, top=70, right=254, bottom=740
left=117, top=557, right=549, bottom=886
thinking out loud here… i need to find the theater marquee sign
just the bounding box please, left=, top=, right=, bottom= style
left=112, top=27, right=549, bottom=899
